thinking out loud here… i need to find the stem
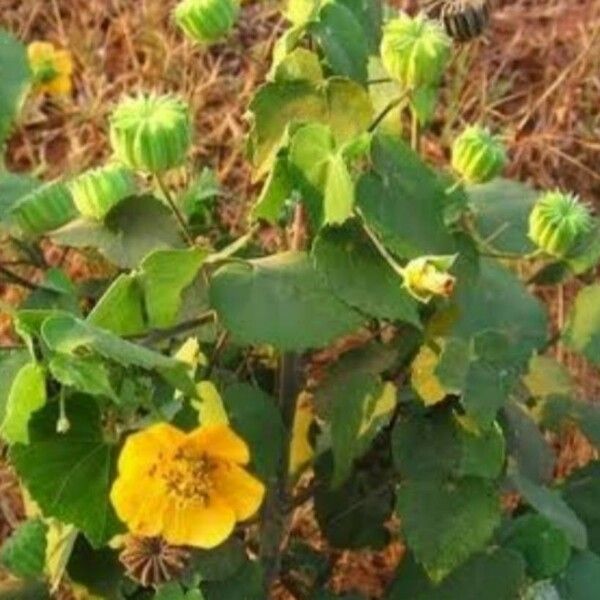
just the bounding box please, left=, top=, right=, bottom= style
left=133, top=311, right=216, bottom=345
left=366, top=77, right=393, bottom=86
left=154, top=174, right=195, bottom=246
left=356, top=210, right=405, bottom=279
left=260, top=204, right=306, bottom=594
left=0, top=265, right=53, bottom=293
left=367, top=90, right=411, bottom=133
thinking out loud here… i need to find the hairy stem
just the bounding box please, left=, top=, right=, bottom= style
left=154, top=174, right=195, bottom=246
left=367, top=89, right=411, bottom=133
left=260, top=203, right=307, bottom=594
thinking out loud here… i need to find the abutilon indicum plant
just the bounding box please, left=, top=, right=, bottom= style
left=1, top=1, right=600, bottom=599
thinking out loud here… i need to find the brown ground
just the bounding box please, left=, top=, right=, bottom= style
left=1, top=0, right=600, bottom=597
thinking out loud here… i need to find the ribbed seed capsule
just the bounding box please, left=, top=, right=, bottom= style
left=528, top=191, right=593, bottom=258
left=10, top=180, right=76, bottom=235
left=380, top=12, right=452, bottom=89
left=68, top=164, right=137, bottom=220
left=451, top=125, right=506, bottom=183
left=109, top=94, right=192, bottom=174
left=441, top=0, right=490, bottom=42
left=174, top=0, right=239, bottom=45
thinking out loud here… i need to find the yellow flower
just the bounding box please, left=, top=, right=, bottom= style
left=289, top=392, right=315, bottom=476
left=402, top=255, right=457, bottom=303
left=27, top=42, right=73, bottom=96
left=110, top=422, right=265, bottom=548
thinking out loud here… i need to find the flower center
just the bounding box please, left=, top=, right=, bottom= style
left=160, top=450, right=217, bottom=504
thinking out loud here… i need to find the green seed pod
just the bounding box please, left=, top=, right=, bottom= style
left=528, top=191, right=593, bottom=258
left=380, top=12, right=451, bottom=89
left=109, top=94, right=192, bottom=174
left=68, top=164, right=137, bottom=220
left=451, top=125, right=506, bottom=183
left=174, top=0, right=239, bottom=45
left=10, top=180, right=75, bottom=235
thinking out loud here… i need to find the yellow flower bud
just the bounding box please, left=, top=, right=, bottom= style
left=27, top=41, right=73, bottom=96
left=402, top=255, right=457, bottom=303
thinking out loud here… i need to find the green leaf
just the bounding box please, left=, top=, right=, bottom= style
left=329, top=372, right=382, bottom=485
left=87, top=274, right=146, bottom=336
left=356, top=135, right=455, bottom=258
left=410, top=86, right=438, bottom=126
left=251, top=156, right=293, bottom=223
left=0, top=30, right=30, bottom=146
left=315, top=455, right=393, bottom=549
left=273, top=48, right=324, bottom=82
left=288, top=123, right=355, bottom=225
left=210, top=252, right=363, bottom=350
left=0, top=579, right=49, bottom=600
left=222, top=383, right=284, bottom=483
left=501, top=514, right=571, bottom=579
left=563, top=462, right=600, bottom=555
left=10, top=397, right=122, bottom=547
left=314, top=340, right=400, bottom=418
left=0, top=349, right=31, bottom=423
left=23, top=268, right=80, bottom=314
left=396, top=477, right=501, bottom=581
left=309, top=2, right=369, bottom=83
left=0, top=362, right=46, bottom=445
left=392, top=409, right=504, bottom=481
left=555, top=551, right=600, bottom=600
left=461, top=345, right=519, bottom=429
left=67, top=536, right=124, bottom=600
left=452, top=259, right=548, bottom=360
left=501, top=401, right=554, bottom=484
left=49, top=354, right=117, bottom=401
left=510, top=473, right=587, bottom=550
left=387, top=548, right=526, bottom=600
left=523, top=355, right=574, bottom=398
left=154, top=583, right=188, bottom=600
left=285, top=0, right=322, bottom=25
left=51, top=195, right=184, bottom=269
left=41, top=313, right=196, bottom=397
left=247, top=77, right=372, bottom=178
left=0, top=172, right=38, bottom=224
left=563, top=284, right=600, bottom=365
left=190, top=538, right=247, bottom=582
left=467, top=179, right=538, bottom=255
left=0, top=518, right=47, bottom=579
left=338, top=0, right=381, bottom=52
left=201, top=558, right=263, bottom=600
left=313, top=221, right=420, bottom=325
left=140, top=247, right=207, bottom=328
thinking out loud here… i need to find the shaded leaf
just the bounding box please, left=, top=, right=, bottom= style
left=510, top=473, right=587, bottom=550
left=49, top=354, right=117, bottom=401
left=11, top=397, right=122, bottom=546
left=563, top=284, right=600, bottom=365
left=210, top=252, right=363, bottom=351
left=0, top=30, right=30, bottom=146
left=356, top=135, right=455, bottom=258
left=555, top=551, right=600, bottom=600
left=467, top=179, right=538, bottom=255
left=41, top=313, right=196, bottom=397
left=51, top=196, right=183, bottom=269
left=313, top=221, right=420, bottom=325
left=396, top=477, right=501, bottom=581
left=0, top=518, right=47, bottom=579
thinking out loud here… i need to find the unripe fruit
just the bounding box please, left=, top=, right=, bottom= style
left=380, top=13, right=451, bottom=89
left=174, top=0, right=239, bottom=45
left=10, top=180, right=74, bottom=235
left=528, top=191, right=593, bottom=258
left=451, top=125, right=506, bottom=183
left=109, top=94, right=192, bottom=174
left=68, top=164, right=137, bottom=220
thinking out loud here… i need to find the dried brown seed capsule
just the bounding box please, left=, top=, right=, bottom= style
left=441, top=0, right=490, bottom=42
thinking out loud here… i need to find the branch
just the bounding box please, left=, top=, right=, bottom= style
left=0, top=265, right=53, bottom=293
left=367, top=89, right=411, bottom=133
left=133, top=312, right=216, bottom=345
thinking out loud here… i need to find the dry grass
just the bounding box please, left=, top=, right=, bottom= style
left=1, top=0, right=600, bottom=597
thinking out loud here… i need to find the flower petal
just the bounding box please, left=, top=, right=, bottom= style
left=53, top=50, right=73, bottom=75
left=118, top=423, right=185, bottom=475
left=213, top=463, right=265, bottom=521
left=27, top=42, right=54, bottom=62
left=184, top=424, right=249, bottom=465
left=110, top=476, right=166, bottom=537
left=161, top=496, right=236, bottom=548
